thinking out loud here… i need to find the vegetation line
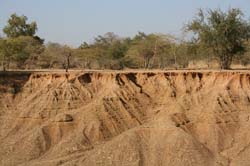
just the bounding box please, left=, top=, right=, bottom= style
left=0, top=8, right=250, bottom=71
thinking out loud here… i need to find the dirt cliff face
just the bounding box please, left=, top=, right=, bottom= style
left=1, top=70, right=250, bottom=166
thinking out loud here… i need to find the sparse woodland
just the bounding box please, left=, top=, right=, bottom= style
left=0, top=8, right=250, bottom=71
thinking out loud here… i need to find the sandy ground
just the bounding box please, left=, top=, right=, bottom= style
left=1, top=70, right=250, bottom=165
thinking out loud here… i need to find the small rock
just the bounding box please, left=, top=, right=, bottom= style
left=55, top=114, right=73, bottom=122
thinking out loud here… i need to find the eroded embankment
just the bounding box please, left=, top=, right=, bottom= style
left=1, top=70, right=250, bottom=166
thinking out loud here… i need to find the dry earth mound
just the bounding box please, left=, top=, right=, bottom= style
left=1, top=70, right=250, bottom=166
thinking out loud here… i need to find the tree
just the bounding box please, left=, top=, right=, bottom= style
left=152, top=34, right=176, bottom=69
left=0, top=38, right=24, bottom=70
left=77, top=32, right=131, bottom=69
left=0, top=14, right=44, bottom=70
left=187, top=8, right=250, bottom=69
left=0, top=38, right=22, bottom=70
left=237, top=40, right=250, bottom=66
left=106, top=39, right=131, bottom=69
left=0, top=36, right=44, bottom=70
left=39, top=43, right=73, bottom=70
left=127, top=33, right=175, bottom=69
left=61, top=46, right=72, bottom=72
left=79, top=42, right=90, bottom=49
left=175, top=42, right=191, bottom=68
left=3, top=14, right=37, bottom=38
left=21, top=36, right=45, bottom=69
left=0, top=39, right=7, bottom=71
left=127, top=33, right=155, bottom=68
left=38, top=42, right=62, bottom=68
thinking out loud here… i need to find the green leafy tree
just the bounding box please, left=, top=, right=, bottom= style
left=0, top=40, right=8, bottom=71
left=187, top=8, right=250, bottom=69
left=0, top=37, right=25, bottom=70
left=77, top=32, right=131, bottom=69
left=106, top=39, right=131, bottom=69
left=0, top=14, right=44, bottom=70
left=79, top=42, right=90, bottom=49
left=0, top=36, right=44, bottom=70
left=237, top=40, right=250, bottom=66
left=3, top=14, right=37, bottom=38
left=153, top=34, right=176, bottom=69
left=127, top=33, right=155, bottom=68
left=127, top=33, right=175, bottom=69
left=21, top=36, right=45, bottom=69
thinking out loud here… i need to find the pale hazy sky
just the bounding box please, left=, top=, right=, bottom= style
left=1, top=0, right=250, bottom=47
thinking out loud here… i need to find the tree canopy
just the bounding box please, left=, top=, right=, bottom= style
left=0, top=10, right=250, bottom=71
left=187, top=8, right=250, bottom=69
left=0, top=14, right=44, bottom=70
left=3, top=13, right=38, bottom=38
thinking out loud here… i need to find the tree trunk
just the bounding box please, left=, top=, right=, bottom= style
left=6, top=58, right=10, bottom=71
left=2, top=54, right=6, bottom=71
left=144, top=57, right=150, bottom=69
left=207, top=55, right=211, bottom=69
left=65, top=53, right=71, bottom=72
left=173, top=48, right=177, bottom=68
left=65, top=57, right=69, bottom=72
left=220, top=54, right=232, bottom=69
left=150, top=40, right=158, bottom=69
left=2, top=62, right=6, bottom=71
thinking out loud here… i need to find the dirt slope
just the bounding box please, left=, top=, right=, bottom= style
left=1, top=70, right=250, bottom=166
